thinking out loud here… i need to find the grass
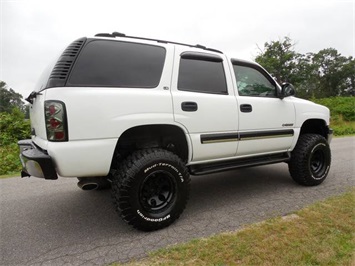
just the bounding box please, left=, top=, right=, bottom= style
left=312, top=97, right=355, bottom=136
left=122, top=189, right=355, bottom=266
left=330, top=118, right=355, bottom=136
left=0, top=172, right=20, bottom=179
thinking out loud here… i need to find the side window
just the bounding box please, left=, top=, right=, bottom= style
left=178, top=53, right=227, bottom=94
left=233, top=64, right=276, bottom=97
left=67, top=40, right=166, bottom=88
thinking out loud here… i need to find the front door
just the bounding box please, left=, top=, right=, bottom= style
left=232, top=61, right=296, bottom=156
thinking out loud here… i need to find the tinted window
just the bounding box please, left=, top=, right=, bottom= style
left=233, top=64, right=276, bottom=97
left=67, top=40, right=166, bottom=88
left=178, top=57, right=227, bottom=94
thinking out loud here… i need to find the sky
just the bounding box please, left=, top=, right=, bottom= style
left=1, top=0, right=354, bottom=99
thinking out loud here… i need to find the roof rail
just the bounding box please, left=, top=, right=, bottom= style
left=94, top=32, right=223, bottom=54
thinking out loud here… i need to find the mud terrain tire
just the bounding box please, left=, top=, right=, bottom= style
left=289, top=134, right=331, bottom=186
left=111, top=149, right=190, bottom=231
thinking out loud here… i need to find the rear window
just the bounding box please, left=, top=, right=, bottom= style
left=178, top=57, right=227, bottom=95
left=67, top=40, right=166, bottom=88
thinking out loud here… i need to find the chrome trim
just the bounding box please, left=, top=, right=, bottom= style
left=202, top=138, right=239, bottom=144
left=240, top=133, right=294, bottom=141
left=200, top=129, right=294, bottom=144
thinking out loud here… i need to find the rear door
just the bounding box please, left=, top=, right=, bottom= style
left=171, top=47, right=239, bottom=162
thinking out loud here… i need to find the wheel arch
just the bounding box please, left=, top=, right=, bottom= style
left=300, top=119, right=329, bottom=139
left=111, top=124, right=191, bottom=168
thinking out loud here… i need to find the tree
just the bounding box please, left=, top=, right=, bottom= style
left=0, top=81, right=26, bottom=113
left=255, top=37, right=299, bottom=84
left=255, top=38, right=355, bottom=99
left=311, top=48, right=349, bottom=97
left=342, top=58, right=355, bottom=96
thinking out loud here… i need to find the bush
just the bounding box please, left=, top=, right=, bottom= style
left=0, top=144, right=22, bottom=175
left=0, top=108, right=31, bottom=146
left=0, top=108, right=31, bottom=175
left=312, top=97, right=355, bottom=121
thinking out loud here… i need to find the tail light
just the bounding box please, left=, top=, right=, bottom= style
left=45, top=101, right=68, bottom=141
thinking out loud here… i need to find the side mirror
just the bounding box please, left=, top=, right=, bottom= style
left=280, top=83, right=295, bottom=99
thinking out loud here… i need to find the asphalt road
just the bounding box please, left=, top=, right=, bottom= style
left=1, top=137, right=354, bottom=266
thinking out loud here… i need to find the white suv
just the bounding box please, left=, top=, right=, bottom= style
left=19, top=32, right=332, bottom=231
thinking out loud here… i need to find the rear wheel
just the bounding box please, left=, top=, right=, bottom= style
left=289, top=134, right=331, bottom=186
left=111, top=149, right=190, bottom=231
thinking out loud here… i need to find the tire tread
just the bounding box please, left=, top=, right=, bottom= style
left=111, top=148, right=190, bottom=231
left=289, top=134, right=331, bottom=186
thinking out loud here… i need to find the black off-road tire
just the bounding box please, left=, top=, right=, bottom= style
left=111, top=149, right=190, bottom=231
left=289, top=134, right=331, bottom=186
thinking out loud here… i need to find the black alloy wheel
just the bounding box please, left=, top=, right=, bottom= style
left=310, top=148, right=327, bottom=179
left=139, top=170, right=177, bottom=213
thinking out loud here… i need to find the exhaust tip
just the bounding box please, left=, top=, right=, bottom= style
left=82, top=183, right=99, bottom=191
left=78, top=181, right=99, bottom=191
left=77, top=177, right=111, bottom=191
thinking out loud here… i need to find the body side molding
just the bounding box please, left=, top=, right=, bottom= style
left=200, top=129, right=294, bottom=144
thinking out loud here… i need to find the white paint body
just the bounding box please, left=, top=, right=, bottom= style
left=29, top=36, right=330, bottom=177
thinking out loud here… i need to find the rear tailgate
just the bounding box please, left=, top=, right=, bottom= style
left=29, top=91, right=48, bottom=149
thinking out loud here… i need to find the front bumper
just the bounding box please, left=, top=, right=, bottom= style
left=18, top=139, right=58, bottom=180
left=327, top=127, right=333, bottom=144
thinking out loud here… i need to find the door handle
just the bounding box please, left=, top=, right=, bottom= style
left=240, top=104, right=252, bottom=113
left=181, top=102, right=198, bottom=112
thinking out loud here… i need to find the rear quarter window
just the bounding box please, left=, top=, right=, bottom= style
left=67, top=40, right=166, bottom=88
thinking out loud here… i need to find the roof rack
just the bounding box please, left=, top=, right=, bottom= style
left=95, top=32, right=223, bottom=54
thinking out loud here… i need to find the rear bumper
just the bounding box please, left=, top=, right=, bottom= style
left=18, top=139, right=58, bottom=180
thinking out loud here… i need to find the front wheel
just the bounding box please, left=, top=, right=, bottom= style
left=289, top=134, right=331, bottom=186
left=111, top=149, right=190, bottom=231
